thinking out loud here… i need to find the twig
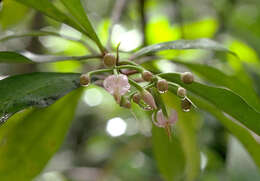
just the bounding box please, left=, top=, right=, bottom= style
left=22, top=51, right=102, bottom=63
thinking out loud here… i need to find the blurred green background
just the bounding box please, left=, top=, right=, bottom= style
left=1, top=0, right=260, bottom=180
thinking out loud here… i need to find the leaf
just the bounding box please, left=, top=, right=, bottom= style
left=173, top=60, right=260, bottom=111
left=152, top=125, right=185, bottom=181
left=0, top=51, right=101, bottom=64
left=168, top=86, right=260, bottom=169
left=160, top=73, right=260, bottom=136
left=0, top=72, right=80, bottom=123
left=0, top=88, right=83, bottom=180
left=0, top=0, right=29, bottom=29
left=0, top=51, right=32, bottom=63
left=162, top=92, right=201, bottom=181
left=13, top=0, right=104, bottom=52
left=59, top=0, right=104, bottom=52
left=130, top=38, right=236, bottom=60
left=14, top=0, right=79, bottom=30
left=0, top=30, right=86, bottom=45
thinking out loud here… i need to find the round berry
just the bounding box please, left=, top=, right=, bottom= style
left=181, top=72, right=194, bottom=84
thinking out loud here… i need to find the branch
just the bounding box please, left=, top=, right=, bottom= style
left=22, top=51, right=102, bottom=63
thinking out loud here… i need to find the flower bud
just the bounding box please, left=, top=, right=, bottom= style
left=157, top=79, right=168, bottom=93
left=80, top=74, right=90, bottom=86
left=177, top=87, right=186, bottom=98
left=181, top=72, right=194, bottom=84
left=142, top=71, right=153, bottom=82
left=181, top=98, right=192, bottom=112
left=132, top=93, right=141, bottom=104
left=141, top=90, right=157, bottom=110
left=103, top=53, right=116, bottom=67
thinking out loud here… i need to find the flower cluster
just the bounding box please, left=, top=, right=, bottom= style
left=80, top=52, right=195, bottom=137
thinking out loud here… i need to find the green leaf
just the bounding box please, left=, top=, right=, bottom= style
left=160, top=73, right=260, bottom=136
left=0, top=51, right=32, bottom=63
left=0, top=88, right=83, bottom=180
left=168, top=86, right=260, bottom=169
left=0, top=51, right=101, bottom=64
left=59, top=0, right=104, bottom=52
left=173, top=61, right=260, bottom=111
left=162, top=92, right=201, bottom=181
left=152, top=126, right=185, bottom=181
left=0, top=30, right=87, bottom=46
left=130, top=38, right=236, bottom=60
left=0, top=0, right=29, bottom=29
left=14, top=0, right=79, bottom=29
left=13, top=0, right=104, bottom=52
left=0, top=72, right=80, bottom=123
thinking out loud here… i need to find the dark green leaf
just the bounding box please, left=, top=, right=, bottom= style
left=0, top=51, right=101, bottom=64
left=0, top=88, right=83, bottom=180
left=160, top=73, right=260, bottom=136
left=130, top=38, right=236, bottom=60
left=0, top=51, right=32, bottom=63
left=169, top=86, right=260, bottom=169
left=0, top=72, right=80, bottom=123
left=59, top=0, right=104, bottom=52
left=152, top=126, right=185, bottom=181
left=173, top=61, right=260, bottom=111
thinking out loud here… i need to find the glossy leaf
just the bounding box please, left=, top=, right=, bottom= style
left=59, top=0, right=104, bottom=52
left=152, top=125, right=185, bottom=181
left=130, top=38, right=236, bottom=60
left=0, top=88, right=83, bottom=180
left=160, top=73, right=260, bottom=136
left=0, top=72, right=80, bottom=124
left=169, top=86, right=260, bottom=168
left=0, top=51, right=32, bottom=63
left=173, top=61, right=260, bottom=111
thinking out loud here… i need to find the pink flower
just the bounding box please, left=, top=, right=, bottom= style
left=103, top=74, right=130, bottom=103
left=153, top=109, right=178, bottom=128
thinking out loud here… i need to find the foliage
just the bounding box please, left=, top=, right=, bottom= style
left=0, top=0, right=260, bottom=180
